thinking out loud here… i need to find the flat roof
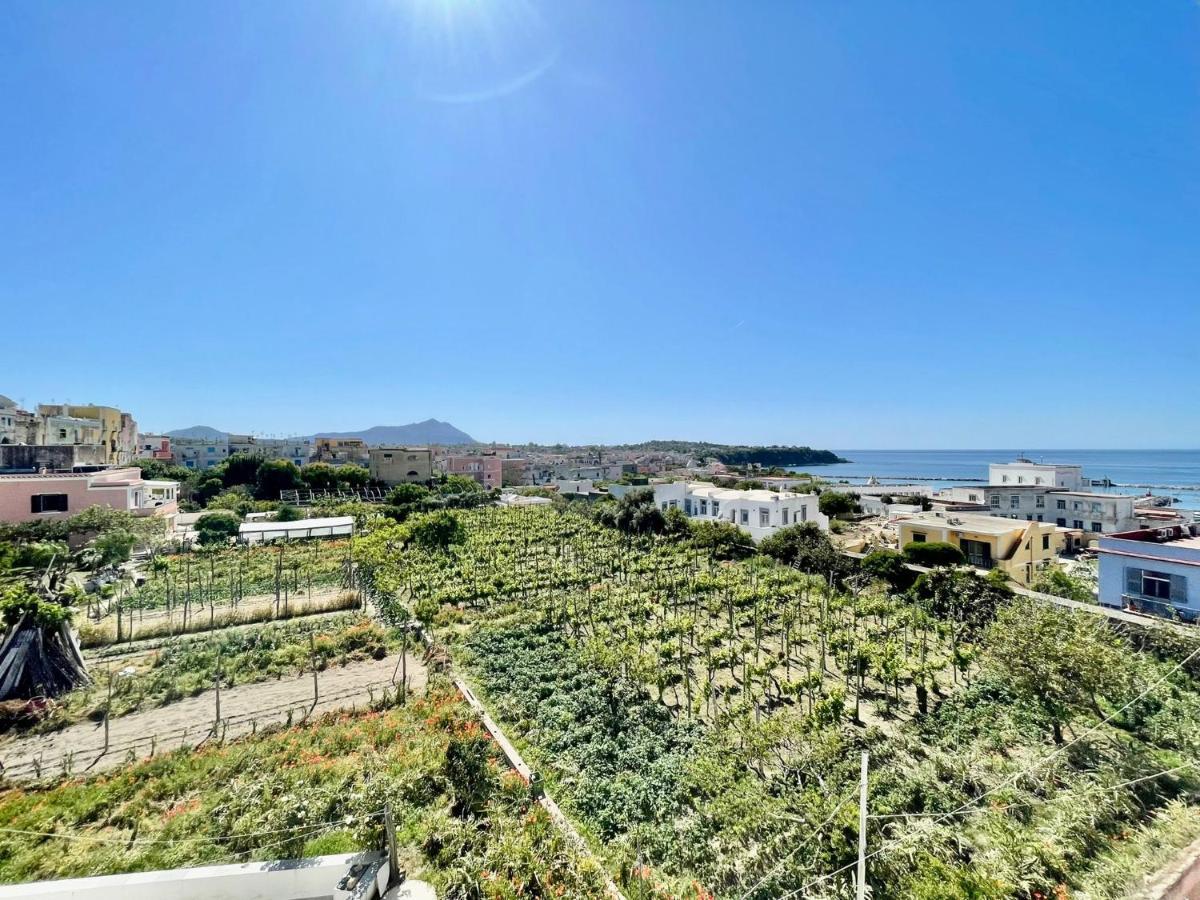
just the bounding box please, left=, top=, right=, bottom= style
left=898, top=511, right=1043, bottom=536
left=239, top=516, right=355, bottom=534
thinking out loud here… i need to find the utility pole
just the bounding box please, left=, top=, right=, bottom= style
left=857, top=750, right=869, bottom=900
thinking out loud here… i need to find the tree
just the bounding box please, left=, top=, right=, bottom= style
left=690, top=520, right=755, bottom=560
left=335, top=465, right=370, bottom=488
left=909, top=568, right=1011, bottom=638
left=301, top=463, right=339, bottom=492
left=130, top=459, right=192, bottom=483
left=662, top=506, right=691, bottom=539
left=982, top=598, right=1124, bottom=743
left=818, top=491, right=860, bottom=519
left=387, top=483, right=430, bottom=506
left=760, top=523, right=847, bottom=583
left=861, top=549, right=914, bottom=591
left=407, top=511, right=466, bottom=551
left=193, top=474, right=226, bottom=506
left=194, top=512, right=241, bottom=546
left=903, top=541, right=966, bottom=567
left=440, top=474, right=483, bottom=495
left=1031, top=567, right=1095, bottom=603
left=91, top=530, right=136, bottom=567
left=222, top=454, right=262, bottom=488
left=274, top=504, right=304, bottom=522
left=255, top=459, right=303, bottom=500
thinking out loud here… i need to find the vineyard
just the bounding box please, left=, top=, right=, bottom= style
left=0, top=683, right=610, bottom=897
left=8, top=614, right=398, bottom=735
left=80, top=541, right=358, bottom=646
left=357, top=506, right=1200, bottom=899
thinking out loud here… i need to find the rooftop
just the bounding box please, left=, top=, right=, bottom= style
left=1104, top=525, right=1200, bottom=551
left=898, top=510, right=1048, bottom=536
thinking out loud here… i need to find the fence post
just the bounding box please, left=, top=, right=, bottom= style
left=213, top=653, right=222, bottom=734
left=103, top=667, right=113, bottom=753
left=310, top=634, right=319, bottom=710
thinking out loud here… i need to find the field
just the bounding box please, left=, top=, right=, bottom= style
left=7, top=613, right=401, bottom=735
left=357, top=506, right=1200, bottom=899
left=79, top=541, right=359, bottom=646
left=0, top=682, right=610, bottom=897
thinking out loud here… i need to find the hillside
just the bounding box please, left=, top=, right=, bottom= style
left=312, top=419, right=476, bottom=446
left=164, top=425, right=228, bottom=440
left=617, top=440, right=848, bottom=467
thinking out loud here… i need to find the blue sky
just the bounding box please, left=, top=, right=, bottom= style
left=2, top=1, right=1197, bottom=448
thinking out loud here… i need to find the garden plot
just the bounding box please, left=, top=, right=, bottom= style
left=0, top=645, right=425, bottom=780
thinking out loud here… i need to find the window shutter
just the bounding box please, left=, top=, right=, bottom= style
left=1125, top=567, right=1142, bottom=595
left=1170, top=574, right=1187, bottom=604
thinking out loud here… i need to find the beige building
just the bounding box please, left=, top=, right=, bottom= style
left=36, top=403, right=136, bottom=464
left=895, top=510, right=1068, bottom=586
left=369, top=447, right=432, bottom=485
left=313, top=437, right=369, bottom=467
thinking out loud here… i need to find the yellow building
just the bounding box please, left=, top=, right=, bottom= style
left=36, top=403, right=136, bottom=465
left=368, top=447, right=432, bottom=485
left=896, top=511, right=1067, bottom=586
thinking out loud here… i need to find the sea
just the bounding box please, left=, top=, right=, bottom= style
left=789, top=449, right=1200, bottom=511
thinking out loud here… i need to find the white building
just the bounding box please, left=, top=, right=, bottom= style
left=1098, top=524, right=1200, bottom=622
left=989, top=460, right=1084, bottom=490
left=653, top=481, right=828, bottom=542
left=172, top=436, right=230, bottom=470
left=940, top=484, right=1179, bottom=535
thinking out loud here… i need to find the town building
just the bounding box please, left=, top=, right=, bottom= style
left=228, top=434, right=311, bottom=468
left=0, top=467, right=178, bottom=528
left=0, top=396, right=38, bottom=445
left=369, top=447, right=433, bottom=485
left=1097, top=524, right=1200, bottom=621
left=313, top=437, right=369, bottom=467
left=0, top=444, right=108, bottom=472
left=939, top=484, right=1181, bottom=535
left=652, top=481, right=828, bottom=542
left=988, top=460, right=1084, bottom=490
left=34, top=411, right=103, bottom=448
left=136, top=434, right=173, bottom=461
left=172, top=436, right=230, bottom=470
left=894, top=510, right=1067, bottom=586
left=37, top=404, right=137, bottom=465
left=501, top=458, right=526, bottom=486
left=445, top=455, right=502, bottom=490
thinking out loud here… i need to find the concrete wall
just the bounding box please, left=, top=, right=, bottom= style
left=0, top=444, right=106, bottom=472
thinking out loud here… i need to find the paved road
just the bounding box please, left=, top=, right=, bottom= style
left=0, top=651, right=425, bottom=780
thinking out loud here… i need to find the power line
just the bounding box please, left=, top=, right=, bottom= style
left=785, top=640, right=1200, bottom=897
left=735, top=788, right=858, bottom=900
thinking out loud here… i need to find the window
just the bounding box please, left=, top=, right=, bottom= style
left=1090, top=522, right=1102, bottom=533
left=1036, top=514, right=1043, bottom=522
left=1010, top=495, right=1020, bottom=508
left=1056, top=499, right=1066, bottom=510
left=30, top=493, right=68, bottom=513
left=669, top=500, right=678, bottom=509
left=990, top=494, right=1001, bottom=508
left=740, top=509, right=749, bottom=525
left=910, top=532, right=927, bottom=543
left=782, top=508, right=789, bottom=525
left=1073, top=520, right=1084, bottom=530
left=1126, top=569, right=1186, bottom=604
left=1001, top=475, right=1009, bottom=483
left=684, top=499, right=692, bottom=515
left=712, top=501, right=720, bottom=518
left=800, top=504, right=807, bottom=522
left=58, top=428, right=67, bottom=439
left=1056, top=517, right=1066, bottom=527
left=1035, top=495, right=1045, bottom=508
left=758, top=508, right=770, bottom=527
left=1091, top=502, right=1102, bottom=514
left=1042, top=535, right=1050, bottom=550
left=699, top=499, right=708, bottom=515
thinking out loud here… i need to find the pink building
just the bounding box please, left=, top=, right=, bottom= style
left=445, top=455, right=502, bottom=490
left=137, top=434, right=173, bottom=461
left=0, top=467, right=179, bottom=528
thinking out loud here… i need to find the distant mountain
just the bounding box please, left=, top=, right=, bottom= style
left=313, top=419, right=476, bottom=446
left=165, top=425, right=229, bottom=440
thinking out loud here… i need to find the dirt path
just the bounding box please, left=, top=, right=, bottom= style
left=0, top=651, right=426, bottom=781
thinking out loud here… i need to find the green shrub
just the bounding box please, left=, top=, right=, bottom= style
left=902, top=540, right=965, bottom=567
